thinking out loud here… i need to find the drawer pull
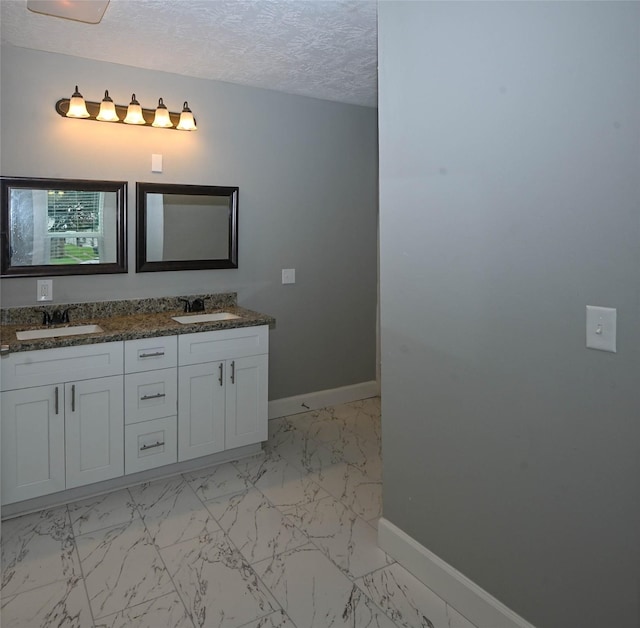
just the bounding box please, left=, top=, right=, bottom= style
left=54, top=386, right=59, bottom=415
left=218, top=362, right=223, bottom=386
left=139, top=351, right=165, bottom=358
left=140, top=392, right=166, bottom=401
left=71, top=384, right=76, bottom=412
left=140, top=441, right=165, bottom=451
left=230, top=360, right=235, bottom=384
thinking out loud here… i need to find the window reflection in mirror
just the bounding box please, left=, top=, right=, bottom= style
left=136, top=183, right=238, bottom=272
left=1, top=177, right=127, bottom=277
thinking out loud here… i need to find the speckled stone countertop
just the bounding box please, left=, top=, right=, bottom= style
left=0, top=293, right=275, bottom=354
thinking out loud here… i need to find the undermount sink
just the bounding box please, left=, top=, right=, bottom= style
left=16, top=324, right=104, bottom=341
left=171, top=312, right=241, bottom=324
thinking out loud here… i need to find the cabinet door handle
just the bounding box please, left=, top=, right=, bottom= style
left=140, top=393, right=166, bottom=401
left=140, top=441, right=165, bottom=451
left=218, top=362, right=224, bottom=386
left=54, top=386, right=59, bottom=415
left=139, top=351, right=165, bottom=358
left=71, top=384, right=76, bottom=412
left=230, top=360, right=235, bottom=384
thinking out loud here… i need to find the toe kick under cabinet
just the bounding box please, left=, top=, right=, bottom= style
left=1, top=324, right=269, bottom=506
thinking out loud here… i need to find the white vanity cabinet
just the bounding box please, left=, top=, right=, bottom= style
left=178, top=326, right=268, bottom=461
left=1, top=342, right=124, bottom=504
left=0, top=322, right=270, bottom=507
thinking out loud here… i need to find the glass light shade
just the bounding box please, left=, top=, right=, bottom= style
left=96, top=90, right=119, bottom=122
left=152, top=97, right=173, bottom=128
left=176, top=101, right=197, bottom=131
left=123, top=94, right=145, bottom=125
left=66, top=85, right=90, bottom=118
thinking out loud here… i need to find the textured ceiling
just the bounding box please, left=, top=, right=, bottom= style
left=0, top=0, right=378, bottom=107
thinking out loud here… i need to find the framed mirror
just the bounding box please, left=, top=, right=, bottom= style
left=1, top=177, right=127, bottom=277
left=136, top=182, right=238, bottom=272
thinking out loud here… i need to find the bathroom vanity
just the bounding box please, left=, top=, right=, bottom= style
left=0, top=294, right=274, bottom=512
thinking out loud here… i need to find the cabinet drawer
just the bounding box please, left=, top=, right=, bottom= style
left=1, top=342, right=123, bottom=391
left=124, top=336, right=177, bottom=373
left=178, top=325, right=268, bottom=366
left=125, top=368, right=177, bottom=424
left=125, top=416, right=177, bottom=475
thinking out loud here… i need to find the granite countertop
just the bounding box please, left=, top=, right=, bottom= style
left=0, top=293, right=275, bottom=354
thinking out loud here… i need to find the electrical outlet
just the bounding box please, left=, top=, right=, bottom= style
left=37, top=279, right=53, bottom=302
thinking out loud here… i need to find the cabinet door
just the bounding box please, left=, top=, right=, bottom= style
left=178, top=362, right=226, bottom=461
left=65, top=375, right=124, bottom=488
left=1, top=385, right=65, bottom=504
left=225, top=355, right=268, bottom=449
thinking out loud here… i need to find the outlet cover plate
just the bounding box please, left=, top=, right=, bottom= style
left=37, top=279, right=53, bottom=302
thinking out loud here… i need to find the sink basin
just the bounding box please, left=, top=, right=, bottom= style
left=16, top=324, right=104, bottom=341
left=172, top=312, right=241, bottom=324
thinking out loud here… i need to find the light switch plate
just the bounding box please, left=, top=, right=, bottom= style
left=151, top=154, right=163, bottom=173
left=282, top=269, right=296, bottom=284
left=586, top=305, right=616, bottom=353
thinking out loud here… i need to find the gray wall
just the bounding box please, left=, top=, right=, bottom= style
left=0, top=45, right=378, bottom=401
left=378, top=3, right=639, bottom=628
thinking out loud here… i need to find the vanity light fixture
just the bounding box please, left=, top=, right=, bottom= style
left=176, top=102, right=197, bottom=131
left=123, top=94, right=145, bottom=125
left=96, top=90, right=119, bottom=122
left=152, top=98, right=173, bottom=128
left=55, top=87, right=197, bottom=131
left=66, top=86, right=90, bottom=118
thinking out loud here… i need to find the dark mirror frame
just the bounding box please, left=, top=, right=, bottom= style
left=1, top=176, right=127, bottom=278
left=136, top=182, right=239, bottom=273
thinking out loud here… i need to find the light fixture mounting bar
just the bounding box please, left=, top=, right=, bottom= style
left=55, top=98, right=187, bottom=130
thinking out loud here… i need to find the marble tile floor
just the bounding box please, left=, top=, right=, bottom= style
left=1, top=397, right=477, bottom=628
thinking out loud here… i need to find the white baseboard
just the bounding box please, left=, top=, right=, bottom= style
left=378, top=518, right=536, bottom=628
left=268, top=380, right=379, bottom=420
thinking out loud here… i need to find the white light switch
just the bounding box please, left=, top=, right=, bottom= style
left=151, top=154, right=163, bottom=173
left=586, top=305, right=616, bottom=353
left=37, top=279, right=52, bottom=302
left=282, top=269, right=295, bottom=284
